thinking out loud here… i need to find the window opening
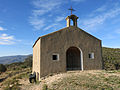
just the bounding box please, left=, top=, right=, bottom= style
left=52, top=54, right=59, bottom=60
left=89, top=53, right=94, bottom=59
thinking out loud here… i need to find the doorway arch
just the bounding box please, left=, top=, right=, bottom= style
left=66, top=47, right=83, bottom=70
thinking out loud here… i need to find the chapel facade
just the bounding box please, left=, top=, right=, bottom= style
left=32, top=14, right=102, bottom=81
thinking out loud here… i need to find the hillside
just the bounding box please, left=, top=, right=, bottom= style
left=0, top=56, right=32, bottom=89
left=23, top=70, right=120, bottom=90
left=0, top=47, right=120, bottom=90
left=0, top=47, right=119, bottom=66
left=0, top=54, right=32, bottom=64
left=102, top=47, right=120, bottom=70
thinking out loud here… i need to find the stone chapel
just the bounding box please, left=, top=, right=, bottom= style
left=32, top=14, right=103, bottom=81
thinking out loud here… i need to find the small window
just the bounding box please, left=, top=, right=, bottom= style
left=52, top=54, right=59, bottom=60
left=89, top=53, right=94, bottom=59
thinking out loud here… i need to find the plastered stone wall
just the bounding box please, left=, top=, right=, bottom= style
left=36, top=26, right=103, bottom=78
left=32, top=39, right=41, bottom=80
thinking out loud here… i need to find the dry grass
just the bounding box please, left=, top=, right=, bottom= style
left=49, top=70, right=120, bottom=90
left=0, top=68, right=31, bottom=90
left=26, top=70, right=120, bottom=90
left=1, top=70, right=120, bottom=90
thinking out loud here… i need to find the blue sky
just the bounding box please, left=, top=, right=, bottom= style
left=0, top=0, right=120, bottom=57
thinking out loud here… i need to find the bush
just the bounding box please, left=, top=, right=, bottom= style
left=23, top=56, right=32, bottom=67
left=42, top=84, right=48, bottom=90
left=5, top=55, right=32, bottom=71
left=102, top=47, right=120, bottom=70
left=0, top=64, right=7, bottom=72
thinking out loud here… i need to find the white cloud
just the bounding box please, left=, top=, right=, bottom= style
left=0, top=34, right=14, bottom=40
left=29, top=17, right=45, bottom=30
left=30, top=0, right=64, bottom=30
left=71, top=0, right=86, bottom=2
left=32, top=0, right=60, bottom=9
left=30, top=0, right=86, bottom=31
left=0, top=26, right=6, bottom=31
left=94, top=5, right=107, bottom=12
left=56, top=16, right=65, bottom=22
left=0, top=33, right=19, bottom=45
left=32, top=9, right=48, bottom=16
left=80, top=3, right=120, bottom=30
left=32, top=0, right=61, bottom=16
left=44, top=24, right=58, bottom=31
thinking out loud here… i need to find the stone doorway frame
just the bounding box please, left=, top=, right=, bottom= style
left=66, top=46, right=83, bottom=71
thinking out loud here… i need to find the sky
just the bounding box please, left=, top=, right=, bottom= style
left=0, top=0, right=120, bottom=57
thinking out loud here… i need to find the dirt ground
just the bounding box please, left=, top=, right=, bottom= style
left=21, top=70, right=120, bottom=90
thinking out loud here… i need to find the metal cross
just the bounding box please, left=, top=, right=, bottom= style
left=68, top=6, right=75, bottom=15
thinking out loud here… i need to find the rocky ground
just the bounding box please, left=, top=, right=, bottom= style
left=0, top=70, right=120, bottom=90
left=21, top=70, right=120, bottom=90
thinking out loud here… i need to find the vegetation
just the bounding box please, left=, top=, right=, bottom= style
left=102, top=47, right=120, bottom=70
left=0, top=64, right=7, bottom=73
left=47, top=70, right=120, bottom=90
left=5, top=55, right=32, bottom=71
left=0, top=55, right=32, bottom=89
left=3, top=68, right=31, bottom=90
left=0, top=55, right=28, bottom=64
left=1, top=47, right=120, bottom=89
left=42, top=84, right=48, bottom=90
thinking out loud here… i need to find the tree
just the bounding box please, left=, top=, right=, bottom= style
left=0, top=64, right=7, bottom=72
left=23, top=56, right=32, bottom=67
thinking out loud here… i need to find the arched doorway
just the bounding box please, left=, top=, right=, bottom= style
left=66, top=47, right=81, bottom=70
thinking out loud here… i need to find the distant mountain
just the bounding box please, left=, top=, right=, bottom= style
left=0, top=54, right=32, bottom=64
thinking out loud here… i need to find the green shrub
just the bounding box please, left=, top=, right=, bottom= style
left=23, top=56, right=32, bottom=67
left=21, top=65, right=27, bottom=68
left=4, top=84, right=21, bottom=90
left=102, top=47, right=120, bottom=70
left=5, top=55, right=32, bottom=71
left=42, top=84, right=48, bottom=90
left=0, top=64, right=7, bottom=72
left=3, top=78, right=21, bottom=90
